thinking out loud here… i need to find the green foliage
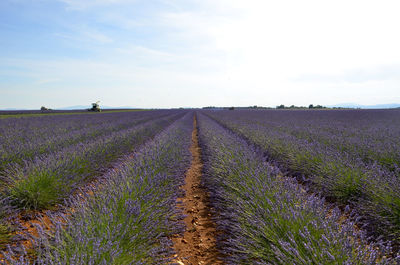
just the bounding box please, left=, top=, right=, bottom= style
left=376, top=154, right=398, bottom=171
left=9, top=170, right=68, bottom=210
left=0, top=223, right=12, bottom=247
left=331, top=167, right=363, bottom=202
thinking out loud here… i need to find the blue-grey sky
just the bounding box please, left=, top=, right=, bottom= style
left=1, top=0, right=400, bottom=109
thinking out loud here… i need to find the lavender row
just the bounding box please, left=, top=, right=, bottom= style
left=205, top=109, right=400, bottom=241
left=0, top=112, right=186, bottom=212
left=5, top=112, right=193, bottom=264
left=0, top=109, right=95, bottom=116
left=205, top=109, right=400, bottom=173
left=197, top=113, right=397, bottom=264
left=0, top=110, right=174, bottom=172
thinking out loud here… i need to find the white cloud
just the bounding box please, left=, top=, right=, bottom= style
left=84, top=30, right=113, bottom=43
left=59, top=0, right=137, bottom=10
left=55, top=24, right=113, bottom=44
left=151, top=0, right=400, bottom=104
left=115, top=45, right=173, bottom=58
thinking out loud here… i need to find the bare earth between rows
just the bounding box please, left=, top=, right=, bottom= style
left=170, top=117, right=224, bottom=265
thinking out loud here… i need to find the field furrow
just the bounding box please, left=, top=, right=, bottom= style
left=170, top=115, right=223, bottom=265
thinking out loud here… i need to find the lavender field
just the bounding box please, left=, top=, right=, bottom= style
left=204, top=109, right=400, bottom=243
left=0, top=109, right=400, bottom=264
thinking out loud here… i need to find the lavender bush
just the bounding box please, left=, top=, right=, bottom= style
left=1, top=112, right=184, bottom=210
left=4, top=112, right=194, bottom=264
left=204, top=109, right=400, bottom=242
left=0, top=110, right=174, bottom=173
left=0, top=111, right=186, bottom=249
left=197, top=112, right=397, bottom=264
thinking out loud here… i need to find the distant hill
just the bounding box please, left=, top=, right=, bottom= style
left=0, top=106, right=136, bottom=111
left=329, top=103, right=400, bottom=109
left=2, top=103, right=400, bottom=111
left=1, top=108, right=28, bottom=110
left=58, top=105, right=135, bottom=110
left=57, top=105, right=89, bottom=110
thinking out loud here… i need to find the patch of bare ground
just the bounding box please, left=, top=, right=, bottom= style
left=170, top=116, right=224, bottom=265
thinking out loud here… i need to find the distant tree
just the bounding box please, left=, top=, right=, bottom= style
left=277, top=104, right=285, bottom=109
left=289, top=105, right=295, bottom=108
left=229, top=107, right=235, bottom=110
left=40, top=106, right=48, bottom=111
left=308, top=104, right=327, bottom=109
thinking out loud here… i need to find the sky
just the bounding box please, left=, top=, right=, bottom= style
left=0, top=0, right=400, bottom=109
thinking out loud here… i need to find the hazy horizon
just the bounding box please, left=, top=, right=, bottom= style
left=2, top=102, right=400, bottom=111
left=1, top=0, right=399, bottom=109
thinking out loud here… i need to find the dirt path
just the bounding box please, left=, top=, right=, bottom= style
left=171, top=116, right=224, bottom=265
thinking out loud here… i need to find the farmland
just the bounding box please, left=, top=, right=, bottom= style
left=0, top=109, right=399, bottom=264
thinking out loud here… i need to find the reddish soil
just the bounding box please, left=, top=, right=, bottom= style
left=0, top=211, right=56, bottom=263
left=171, top=116, right=224, bottom=265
